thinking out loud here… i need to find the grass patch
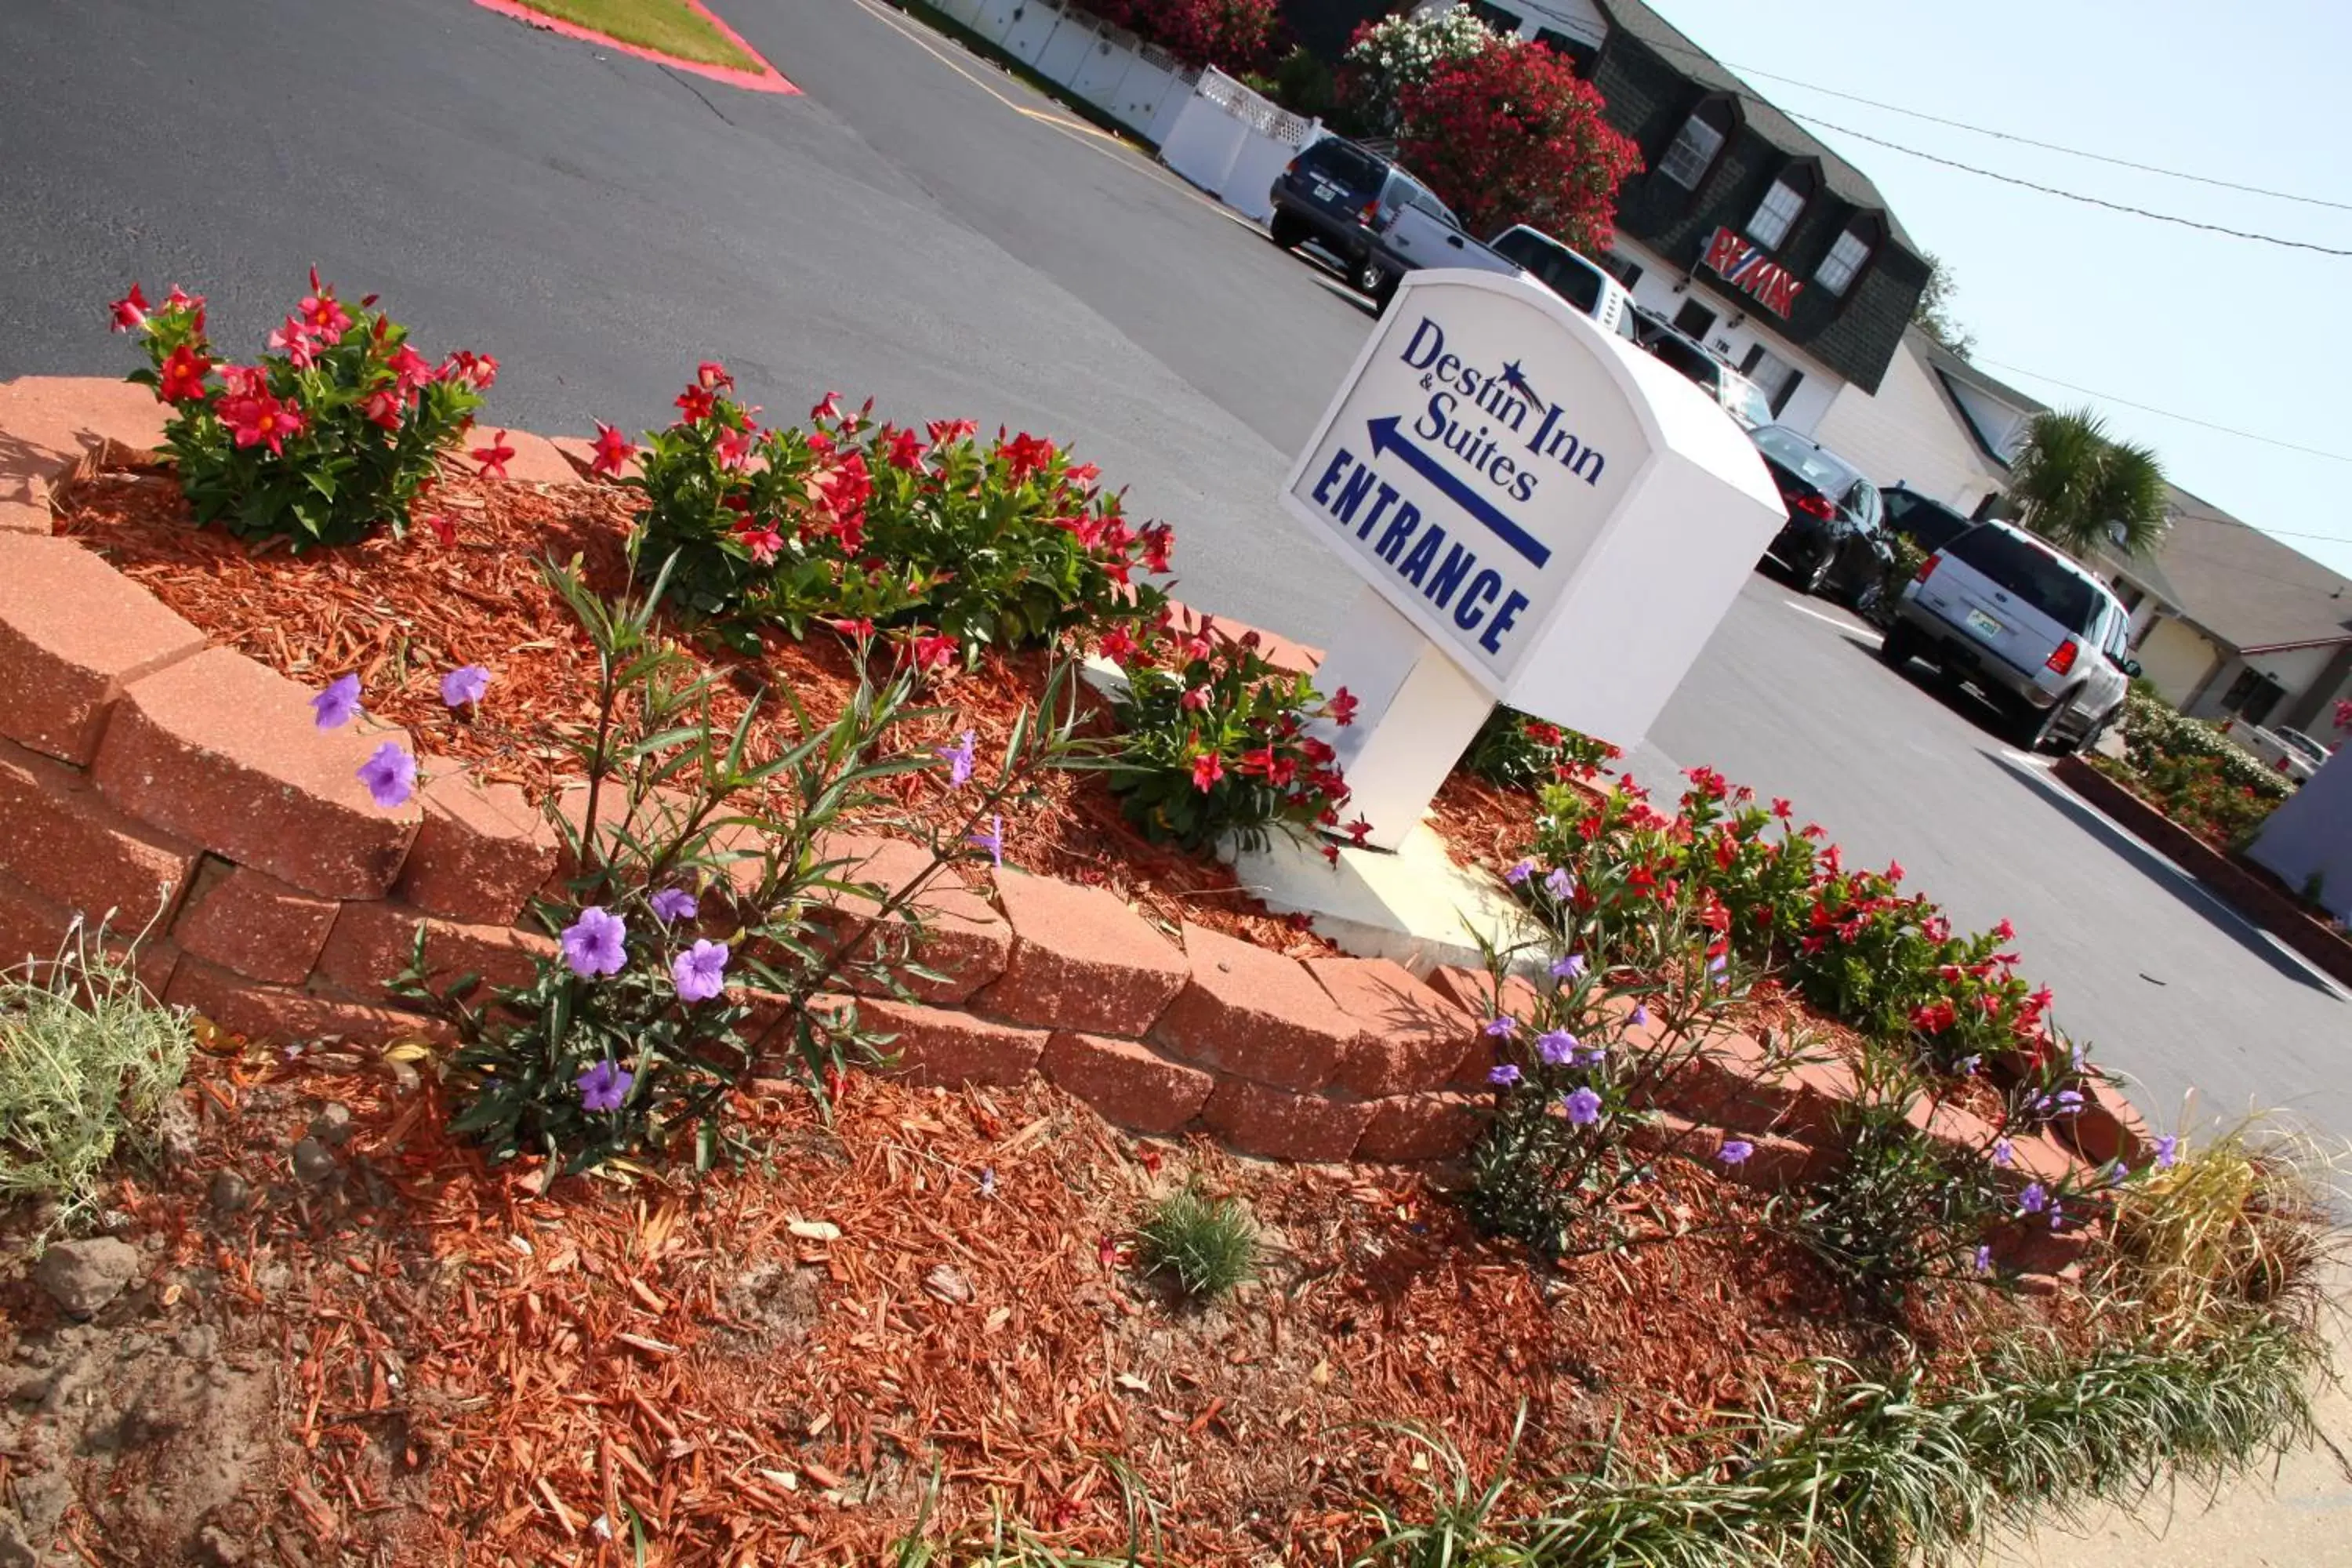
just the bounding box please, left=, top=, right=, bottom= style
left=1134, top=1184, right=1258, bottom=1303
left=0, top=932, right=194, bottom=1232
left=514, top=0, right=758, bottom=72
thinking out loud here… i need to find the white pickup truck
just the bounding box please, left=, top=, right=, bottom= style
left=1370, top=207, right=1639, bottom=342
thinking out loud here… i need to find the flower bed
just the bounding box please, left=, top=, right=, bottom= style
left=2094, top=691, right=2292, bottom=851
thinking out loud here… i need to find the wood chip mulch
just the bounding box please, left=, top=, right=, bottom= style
left=52, top=468, right=1323, bottom=954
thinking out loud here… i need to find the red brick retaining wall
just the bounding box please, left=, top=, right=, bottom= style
left=0, top=377, right=2128, bottom=1200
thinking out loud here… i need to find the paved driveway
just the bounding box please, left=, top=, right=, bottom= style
left=0, top=0, right=2341, bottom=1145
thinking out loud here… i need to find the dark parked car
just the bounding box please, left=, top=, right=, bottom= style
left=1266, top=138, right=1448, bottom=298
left=1747, top=425, right=1893, bottom=608
left=1881, top=485, right=1977, bottom=554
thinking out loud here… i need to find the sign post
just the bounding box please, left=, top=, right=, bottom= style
left=1281, top=269, right=1784, bottom=849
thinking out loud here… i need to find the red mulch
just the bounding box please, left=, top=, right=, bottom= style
left=52, top=466, right=1325, bottom=954
left=49, top=1037, right=2078, bottom=1567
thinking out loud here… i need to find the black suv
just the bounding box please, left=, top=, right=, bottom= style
left=1881, top=484, right=1977, bottom=554
left=1748, top=425, right=1894, bottom=608
left=1267, top=138, right=1447, bottom=298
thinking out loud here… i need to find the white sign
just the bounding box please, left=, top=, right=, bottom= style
left=1283, top=269, right=1784, bottom=750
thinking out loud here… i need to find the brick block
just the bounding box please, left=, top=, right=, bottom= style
left=1355, top=1090, right=1482, bottom=1163
left=1986, top=1215, right=2098, bottom=1276
left=1428, top=964, right=1543, bottom=1087
left=549, top=779, right=700, bottom=886
left=1199, top=1075, right=1373, bottom=1163
left=1308, top=954, right=1475, bottom=1098
left=478, top=427, right=581, bottom=487
left=0, top=535, right=206, bottom=764
left=1904, top=1094, right=2002, bottom=1158
left=1151, top=922, right=1352, bottom=1091
left=315, top=899, right=551, bottom=1004
left=2067, top=1075, right=2153, bottom=1167
left=0, top=874, right=178, bottom=997
left=972, top=869, right=1185, bottom=1036
left=833, top=996, right=1047, bottom=1087
left=1042, top=1030, right=1214, bottom=1133
left=818, top=833, right=1011, bottom=1004
left=1629, top=1110, right=1829, bottom=1190
left=165, top=954, right=448, bottom=1049
left=1645, top=1023, right=1857, bottom=1143
left=170, top=858, right=339, bottom=985
left=0, top=376, right=168, bottom=511
left=93, top=647, right=421, bottom=898
left=0, top=735, right=198, bottom=931
left=395, top=771, right=557, bottom=926
left=0, top=498, right=48, bottom=535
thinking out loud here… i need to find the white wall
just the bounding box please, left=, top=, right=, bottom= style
left=2183, top=642, right=2336, bottom=721
left=2249, top=748, right=2352, bottom=920
left=1446, top=0, right=1610, bottom=47
left=1942, top=381, right=2033, bottom=463
left=1157, top=68, right=1322, bottom=223
left=1813, top=338, right=2004, bottom=508
left=1613, top=236, right=1848, bottom=436
left=2136, top=615, right=2221, bottom=708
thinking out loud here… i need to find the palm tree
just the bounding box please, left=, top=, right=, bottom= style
left=2005, top=408, right=2170, bottom=558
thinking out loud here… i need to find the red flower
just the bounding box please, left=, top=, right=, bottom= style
left=161, top=285, right=206, bottom=332
left=1322, top=843, right=1341, bottom=865
left=1178, top=684, right=1212, bottom=713
left=697, top=360, right=734, bottom=390
left=734, top=521, right=785, bottom=564
left=156, top=344, right=212, bottom=404
left=675, top=383, right=717, bottom=423
left=361, top=389, right=403, bottom=430
left=267, top=315, right=325, bottom=369
left=1327, top=687, right=1359, bottom=727
left=829, top=617, right=876, bottom=638
left=1098, top=625, right=1138, bottom=665
left=811, top=391, right=847, bottom=423
left=471, top=430, right=517, bottom=480
left=1239, top=745, right=1278, bottom=778
left=109, top=284, right=150, bottom=332
left=589, top=420, right=637, bottom=477
left=297, top=289, right=352, bottom=337
left=1346, top=818, right=1373, bottom=847
left=1526, top=721, right=1563, bottom=747
left=420, top=514, right=455, bottom=547
left=1065, top=460, right=1101, bottom=488
left=220, top=389, right=305, bottom=455
left=440, top=350, right=499, bottom=390
left=999, top=431, right=1058, bottom=485
left=1908, top=1000, right=1958, bottom=1035
left=883, top=425, right=927, bottom=472
left=1884, top=859, right=1905, bottom=884
left=387, top=343, right=436, bottom=397
left=714, top=424, right=755, bottom=471
left=1771, top=797, right=1793, bottom=818
left=1139, top=523, right=1174, bottom=574
left=1191, top=751, right=1225, bottom=792
left=911, top=634, right=957, bottom=671
left=926, top=418, right=978, bottom=447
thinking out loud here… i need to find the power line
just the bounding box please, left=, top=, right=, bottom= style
left=1719, top=66, right=2352, bottom=214
left=1781, top=114, right=2352, bottom=257
left=1977, top=359, right=2352, bottom=467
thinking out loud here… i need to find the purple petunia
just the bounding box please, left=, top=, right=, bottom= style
left=1488, top=1063, right=1522, bottom=1087
left=577, top=1060, right=633, bottom=1113
left=1550, top=953, right=1587, bottom=982
left=1483, top=1014, right=1517, bottom=1040
left=938, top=729, right=977, bottom=788
left=671, top=938, right=730, bottom=1003
left=1504, top=858, right=1535, bottom=886
left=1543, top=867, right=1574, bottom=901
left=1973, top=1243, right=1993, bottom=1273
left=1991, top=1138, right=2015, bottom=1168
left=356, top=742, right=416, bottom=809
left=2152, top=1134, right=2180, bottom=1171
left=968, top=813, right=1004, bottom=868
left=561, top=906, right=629, bottom=978
left=1536, top=1028, right=1577, bottom=1065
left=311, top=673, right=361, bottom=730
left=1718, top=1138, right=1754, bottom=1166
left=2017, top=1181, right=2049, bottom=1215
left=1562, top=1086, right=1602, bottom=1126
left=649, top=886, right=699, bottom=924
left=440, top=664, right=491, bottom=708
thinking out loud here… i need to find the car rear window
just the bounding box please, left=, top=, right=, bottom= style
left=1298, top=140, right=1384, bottom=191
left=1883, top=489, right=1973, bottom=553
left=1750, top=426, right=1862, bottom=495
left=1491, top=229, right=1602, bottom=314
left=1944, top=527, right=2098, bottom=630
left=1646, top=334, right=1719, bottom=389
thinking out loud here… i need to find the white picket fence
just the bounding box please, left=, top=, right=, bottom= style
left=931, top=0, right=1323, bottom=221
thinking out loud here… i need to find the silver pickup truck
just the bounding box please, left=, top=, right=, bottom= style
left=1371, top=208, right=1639, bottom=341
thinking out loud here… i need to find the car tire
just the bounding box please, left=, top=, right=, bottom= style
left=1269, top=212, right=1308, bottom=250
left=2074, top=704, right=2121, bottom=754
left=1878, top=622, right=1918, bottom=670
left=1352, top=255, right=1387, bottom=296
left=1798, top=546, right=1835, bottom=597
left=1849, top=575, right=1886, bottom=619
left=2011, top=692, right=2074, bottom=753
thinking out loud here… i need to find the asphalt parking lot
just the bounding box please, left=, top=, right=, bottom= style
left=0, top=0, right=2341, bottom=1144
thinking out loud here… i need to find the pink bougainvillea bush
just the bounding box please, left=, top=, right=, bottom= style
left=114, top=273, right=488, bottom=549
left=1069, top=0, right=1280, bottom=71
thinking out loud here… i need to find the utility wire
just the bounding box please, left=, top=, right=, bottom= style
left=1720, top=65, right=2352, bottom=213
left=1977, top=359, right=2352, bottom=467
left=1782, top=114, right=2352, bottom=257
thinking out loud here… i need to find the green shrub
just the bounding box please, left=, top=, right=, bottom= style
left=116, top=274, right=485, bottom=549
left=1104, top=619, right=1358, bottom=854
left=1461, top=707, right=1620, bottom=793
left=1134, top=1183, right=1258, bottom=1301
left=0, top=933, right=194, bottom=1229
left=1791, top=1080, right=2002, bottom=1301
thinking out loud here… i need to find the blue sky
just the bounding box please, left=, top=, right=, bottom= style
left=1653, top=0, right=2352, bottom=579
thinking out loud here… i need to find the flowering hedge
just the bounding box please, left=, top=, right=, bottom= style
left=1066, top=0, right=1279, bottom=71
left=1338, top=2, right=1500, bottom=138
left=2102, top=693, right=2290, bottom=850
left=1462, top=705, right=1621, bottom=792
left=116, top=274, right=487, bottom=549
left=1396, top=43, right=1642, bottom=258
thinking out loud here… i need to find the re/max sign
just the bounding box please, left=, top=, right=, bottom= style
left=1700, top=226, right=1801, bottom=318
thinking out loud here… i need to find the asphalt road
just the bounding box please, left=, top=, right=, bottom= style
left=1, top=0, right=2343, bottom=1145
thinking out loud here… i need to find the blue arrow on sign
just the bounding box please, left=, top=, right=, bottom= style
left=1367, top=417, right=1552, bottom=569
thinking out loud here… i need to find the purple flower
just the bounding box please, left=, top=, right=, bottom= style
left=1550, top=953, right=1587, bottom=982
left=2152, top=1134, right=2180, bottom=1171
left=1628, top=1004, right=1650, bottom=1029
left=356, top=742, right=416, bottom=809
left=1718, top=1138, right=1754, bottom=1166
left=2017, top=1181, right=2049, bottom=1215
left=1708, top=953, right=1728, bottom=977
left=577, top=1060, right=633, bottom=1113
left=2048, top=1203, right=2066, bottom=1232
left=1991, top=1138, right=2015, bottom=1168
left=1957, top=1054, right=1981, bottom=1076
left=938, top=729, right=977, bottom=788
left=1573, top=1041, right=1609, bottom=1068
left=1562, top=1086, right=1602, bottom=1126
left=1504, top=858, right=1535, bottom=886
left=671, top=938, right=729, bottom=1003
left=2054, top=1089, right=2084, bottom=1116
left=1973, top=1243, right=1993, bottom=1273
left=440, top=664, right=490, bottom=708
left=311, top=672, right=361, bottom=729
left=1543, top=867, right=1574, bottom=900
left=560, top=906, right=628, bottom=978
left=649, top=886, right=699, bottom=924
left=1483, top=1014, right=1517, bottom=1040
left=2070, top=1041, right=2088, bottom=1070
left=968, top=813, right=1003, bottom=868
left=1488, top=1063, right=1522, bottom=1087
left=1536, top=1028, right=1576, bottom=1065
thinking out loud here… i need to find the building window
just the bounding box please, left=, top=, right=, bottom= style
left=1816, top=216, right=1882, bottom=296
left=1603, top=251, right=1642, bottom=289
left=2222, top=668, right=2286, bottom=726
left=1534, top=28, right=1598, bottom=75
left=1673, top=300, right=1717, bottom=342
left=1747, top=165, right=1817, bottom=250
left=1741, top=346, right=1804, bottom=416
left=1658, top=100, right=1733, bottom=190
